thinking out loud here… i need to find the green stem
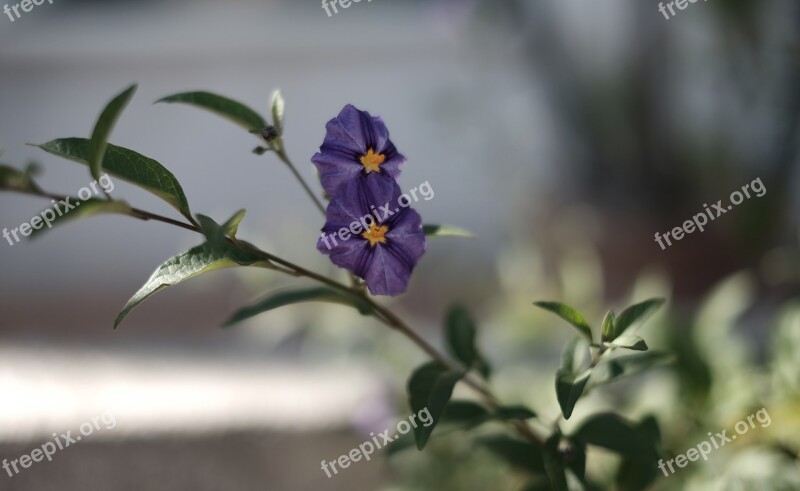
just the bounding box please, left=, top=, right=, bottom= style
left=21, top=185, right=544, bottom=446
left=273, top=148, right=326, bottom=216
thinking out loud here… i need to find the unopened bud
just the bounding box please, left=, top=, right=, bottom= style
left=261, top=125, right=280, bottom=142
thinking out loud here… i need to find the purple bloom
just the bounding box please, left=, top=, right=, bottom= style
left=317, top=174, right=426, bottom=296
left=312, top=104, right=405, bottom=196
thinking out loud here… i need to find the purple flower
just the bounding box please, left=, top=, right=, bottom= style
left=312, top=104, right=405, bottom=196
left=317, top=174, right=426, bottom=296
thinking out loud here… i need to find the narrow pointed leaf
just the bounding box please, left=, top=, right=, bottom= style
left=0, top=164, right=42, bottom=194
left=601, top=310, right=616, bottom=342
left=89, top=84, right=137, bottom=181
left=114, top=241, right=271, bottom=328
left=478, top=435, right=545, bottom=473
left=34, top=138, right=192, bottom=221
left=543, top=434, right=568, bottom=491
left=224, top=287, right=373, bottom=327
left=440, top=400, right=491, bottom=427
left=494, top=405, right=537, bottom=421
left=590, top=352, right=672, bottom=387
left=156, top=91, right=267, bottom=132
left=534, top=301, right=593, bottom=343
left=223, top=209, right=247, bottom=237
left=29, top=199, right=134, bottom=238
left=407, top=362, right=465, bottom=449
left=571, top=413, right=659, bottom=459
left=423, top=224, right=475, bottom=239
left=270, top=89, right=285, bottom=133
left=613, top=298, right=665, bottom=338
left=610, top=333, right=648, bottom=351
left=556, top=368, right=591, bottom=420
left=445, top=304, right=491, bottom=378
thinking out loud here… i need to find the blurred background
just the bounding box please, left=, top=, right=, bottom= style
left=0, top=0, right=799, bottom=489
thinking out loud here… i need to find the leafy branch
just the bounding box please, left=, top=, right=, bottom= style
left=1, top=85, right=674, bottom=490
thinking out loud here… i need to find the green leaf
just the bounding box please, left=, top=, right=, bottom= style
left=439, top=401, right=536, bottom=430
left=29, top=199, right=135, bottom=238
left=156, top=91, right=267, bottom=132
left=223, top=209, right=247, bottom=237
left=407, top=361, right=465, bottom=450
left=520, top=479, right=552, bottom=491
left=0, top=164, right=42, bottom=194
left=591, top=351, right=672, bottom=387
left=572, top=413, right=658, bottom=460
left=114, top=241, right=271, bottom=328
left=270, top=89, right=285, bottom=134
left=440, top=400, right=491, bottom=427
left=34, top=138, right=193, bottom=222
left=613, top=298, right=665, bottom=338
left=601, top=310, right=616, bottom=342
left=89, top=84, right=137, bottom=181
left=615, top=415, right=663, bottom=490
left=445, top=304, right=491, bottom=378
left=196, top=210, right=246, bottom=246
left=477, top=435, right=545, bottom=473
left=609, top=333, right=648, bottom=351
left=494, top=405, right=537, bottom=421
left=423, top=224, right=476, bottom=239
left=534, top=301, right=593, bottom=343
left=564, top=439, right=587, bottom=482
left=543, top=434, right=568, bottom=491
left=223, top=287, right=373, bottom=327
left=556, top=369, right=590, bottom=420
left=555, top=337, right=591, bottom=419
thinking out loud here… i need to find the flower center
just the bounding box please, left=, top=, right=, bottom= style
left=362, top=223, right=389, bottom=247
left=359, top=148, right=385, bottom=173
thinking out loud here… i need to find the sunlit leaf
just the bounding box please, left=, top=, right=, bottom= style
left=556, top=369, right=590, bottom=420
left=270, top=89, right=285, bottom=134
left=555, top=337, right=591, bottom=419
left=609, top=333, right=649, bottom=351
left=613, top=298, right=664, bottom=338
left=114, top=241, right=271, bottom=328
left=590, top=351, right=672, bottom=387
left=601, top=310, right=616, bottom=342
left=534, top=301, right=593, bottom=343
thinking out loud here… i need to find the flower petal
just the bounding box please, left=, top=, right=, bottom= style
left=362, top=243, right=414, bottom=296
left=312, top=104, right=404, bottom=195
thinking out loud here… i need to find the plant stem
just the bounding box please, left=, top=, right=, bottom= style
left=21, top=185, right=544, bottom=446
left=274, top=148, right=326, bottom=216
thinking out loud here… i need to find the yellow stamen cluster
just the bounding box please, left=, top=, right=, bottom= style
left=362, top=223, right=389, bottom=247
left=360, top=148, right=385, bottom=173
